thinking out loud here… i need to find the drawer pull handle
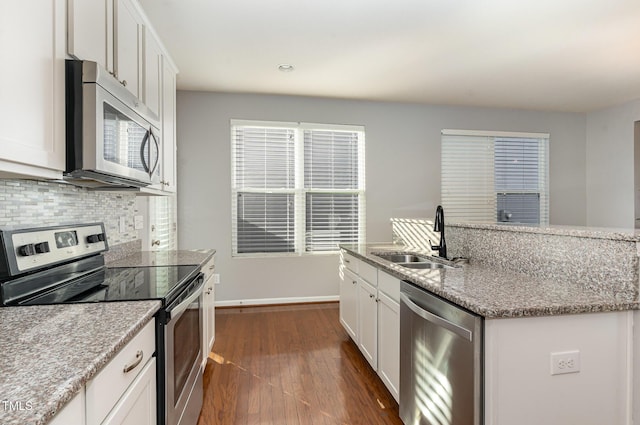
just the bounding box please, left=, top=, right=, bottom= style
left=209, top=265, right=214, bottom=270
left=123, top=350, right=144, bottom=374
left=344, top=259, right=350, bottom=263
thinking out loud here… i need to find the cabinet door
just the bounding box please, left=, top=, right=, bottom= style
left=143, top=28, right=162, bottom=118
left=357, top=279, right=378, bottom=369
left=202, top=276, right=215, bottom=367
left=67, top=0, right=111, bottom=70
left=102, top=358, right=156, bottom=425
left=0, top=0, right=65, bottom=178
left=339, top=267, right=358, bottom=341
left=114, top=0, right=141, bottom=98
left=161, top=59, right=177, bottom=192
left=377, top=291, right=400, bottom=402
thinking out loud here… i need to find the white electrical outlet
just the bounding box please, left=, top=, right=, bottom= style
left=213, top=274, right=220, bottom=284
left=550, top=350, right=580, bottom=375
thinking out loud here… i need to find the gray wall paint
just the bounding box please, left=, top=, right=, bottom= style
left=586, top=99, right=640, bottom=228
left=176, top=91, right=586, bottom=303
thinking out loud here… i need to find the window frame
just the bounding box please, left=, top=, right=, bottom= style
left=230, top=119, right=366, bottom=257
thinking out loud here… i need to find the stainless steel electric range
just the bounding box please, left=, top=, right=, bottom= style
left=0, top=223, right=204, bottom=425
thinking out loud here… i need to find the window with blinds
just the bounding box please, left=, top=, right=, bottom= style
left=441, top=130, right=549, bottom=225
left=149, top=195, right=177, bottom=250
left=231, top=121, right=365, bottom=256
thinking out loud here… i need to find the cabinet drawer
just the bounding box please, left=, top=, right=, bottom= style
left=202, top=255, right=215, bottom=282
left=378, top=271, right=400, bottom=303
left=102, top=358, right=156, bottom=425
left=341, top=251, right=358, bottom=273
left=86, top=319, right=155, bottom=425
left=358, top=260, right=378, bottom=287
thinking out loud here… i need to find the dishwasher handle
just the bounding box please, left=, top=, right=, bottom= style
left=400, top=292, right=473, bottom=342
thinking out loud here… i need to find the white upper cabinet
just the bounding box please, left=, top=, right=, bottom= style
left=67, top=0, right=112, bottom=71
left=160, top=59, right=177, bottom=192
left=68, top=0, right=170, bottom=109
left=144, top=56, right=176, bottom=194
left=0, top=0, right=66, bottom=179
left=114, top=0, right=142, bottom=99
left=67, top=0, right=178, bottom=194
left=144, top=27, right=162, bottom=118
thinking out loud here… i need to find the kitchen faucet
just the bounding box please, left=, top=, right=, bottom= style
left=430, top=205, right=447, bottom=259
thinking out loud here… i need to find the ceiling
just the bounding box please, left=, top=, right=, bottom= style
left=139, top=0, right=640, bottom=113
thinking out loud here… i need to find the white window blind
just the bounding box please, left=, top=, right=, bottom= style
left=149, top=195, right=177, bottom=251
left=441, top=130, right=549, bottom=225
left=304, top=128, right=363, bottom=252
left=231, top=121, right=365, bottom=256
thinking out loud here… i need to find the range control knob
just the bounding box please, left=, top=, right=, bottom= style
left=87, top=233, right=106, bottom=243
left=34, top=242, right=50, bottom=254
left=18, top=244, right=36, bottom=256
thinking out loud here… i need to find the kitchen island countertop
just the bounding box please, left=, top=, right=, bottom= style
left=0, top=301, right=161, bottom=425
left=341, top=244, right=639, bottom=318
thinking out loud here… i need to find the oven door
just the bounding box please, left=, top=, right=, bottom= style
left=165, top=275, right=205, bottom=425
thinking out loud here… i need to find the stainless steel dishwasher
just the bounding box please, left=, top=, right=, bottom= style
left=399, top=281, right=483, bottom=425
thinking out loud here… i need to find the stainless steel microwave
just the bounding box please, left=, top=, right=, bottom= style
left=65, top=60, right=161, bottom=189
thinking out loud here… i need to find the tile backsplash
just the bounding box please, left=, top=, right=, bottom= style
left=0, top=179, right=139, bottom=246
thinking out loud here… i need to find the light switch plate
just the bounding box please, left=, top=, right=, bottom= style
left=134, top=215, right=144, bottom=230
left=119, top=216, right=126, bottom=233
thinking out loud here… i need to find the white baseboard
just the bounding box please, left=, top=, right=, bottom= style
left=215, top=295, right=339, bottom=307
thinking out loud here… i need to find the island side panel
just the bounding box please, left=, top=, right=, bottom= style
left=484, top=311, right=633, bottom=425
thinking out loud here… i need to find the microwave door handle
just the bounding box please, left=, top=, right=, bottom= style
left=140, top=130, right=150, bottom=173
left=149, top=129, right=160, bottom=177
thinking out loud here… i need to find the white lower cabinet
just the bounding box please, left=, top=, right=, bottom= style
left=202, top=256, right=216, bottom=368
left=377, top=289, right=400, bottom=402
left=86, top=319, right=156, bottom=425
left=357, top=278, right=378, bottom=369
left=339, top=267, right=359, bottom=341
left=101, top=358, right=156, bottom=425
left=339, top=251, right=400, bottom=401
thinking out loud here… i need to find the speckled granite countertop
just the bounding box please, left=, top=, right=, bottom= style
left=106, top=249, right=215, bottom=268
left=341, top=244, right=639, bottom=318
left=0, top=301, right=160, bottom=425
left=448, top=221, right=640, bottom=242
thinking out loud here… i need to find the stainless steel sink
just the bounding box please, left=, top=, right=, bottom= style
left=372, top=252, right=457, bottom=270
left=400, top=262, right=453, bottom=269
left=373, top=253, right=430, bottom=263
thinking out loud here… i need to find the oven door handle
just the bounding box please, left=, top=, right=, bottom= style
left=165, top=274, right=205, bottom=323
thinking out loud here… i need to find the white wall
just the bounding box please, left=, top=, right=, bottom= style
left=176, top=92, right=586, bottom=303
left=586, top=99, right=640, bottom=228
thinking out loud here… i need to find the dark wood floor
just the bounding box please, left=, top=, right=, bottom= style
left=198, top=302, right=403, bottom=425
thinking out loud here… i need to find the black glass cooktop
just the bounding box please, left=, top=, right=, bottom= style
left=16, top=265, right=200, bottom=306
